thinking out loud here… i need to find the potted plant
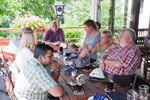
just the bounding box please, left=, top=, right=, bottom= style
left=10, top=14, right=50, bottom=32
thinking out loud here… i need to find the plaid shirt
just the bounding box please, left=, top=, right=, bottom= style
left=104, top=43, right=141, bottom=75
left=14, top=58, right=57, bottom=100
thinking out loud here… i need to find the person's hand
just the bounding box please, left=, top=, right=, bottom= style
left=79, top=48, right=89, bottom=58
left=99, top=63, right=105, bottom=71
left=50, top=60, right=60, bottom=71
left=99, top=58, right=105, bottom=64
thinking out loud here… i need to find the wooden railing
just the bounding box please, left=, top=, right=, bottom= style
left=0, top=27, right=85, bottom=44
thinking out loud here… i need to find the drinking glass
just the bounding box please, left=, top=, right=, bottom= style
left=59, top=47, right=63, bottom=54
left=107, top=74, right=114, bottom=90
left=105, top=74, right=114, bottom=92
left=59, top=47, right=63, bottom=61
left=139, top=85, right=149, bottom=100
left=127, top=90, right=139, bottom=100
left=74, top=83, right=84, bottom=95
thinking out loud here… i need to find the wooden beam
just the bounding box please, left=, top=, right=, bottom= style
left=130, top=0, right=141, bottom=38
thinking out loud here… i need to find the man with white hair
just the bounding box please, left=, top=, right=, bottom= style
left=43, top=20, right=65, bottom=45
left=99, top=28, right=141, bottom=87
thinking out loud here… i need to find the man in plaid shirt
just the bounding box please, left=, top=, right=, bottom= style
left=14, top=43, right=64, bottom=100
left=99, top=28, right=141, bottom=87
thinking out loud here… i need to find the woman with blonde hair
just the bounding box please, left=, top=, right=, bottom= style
left=93, top=30, right=116, bottom=66
left=12, top=27, right=35, bottom=82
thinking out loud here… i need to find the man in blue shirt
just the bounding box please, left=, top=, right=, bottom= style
left=78, top=19, right=100, bottom=63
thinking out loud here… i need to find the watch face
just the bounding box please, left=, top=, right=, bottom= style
left=58, top=7, right=62, bottom=11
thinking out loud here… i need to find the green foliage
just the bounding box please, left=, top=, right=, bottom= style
left=63, top=0, right=91, bottom=26
left=100, top=0, right=111, bottom=27
left=0, top=0, right=22, bottom=17
left=61, top=0, right=91, bottom=44
left=0, top=31, right=17, bottom=38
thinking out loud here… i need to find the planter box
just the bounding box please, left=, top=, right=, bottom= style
left=35, top=27, right=47, bottom=33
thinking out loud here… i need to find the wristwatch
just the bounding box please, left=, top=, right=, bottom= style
left=102, top=58, right=106, bottom=63
left=54, top=68, right=60, bottom=72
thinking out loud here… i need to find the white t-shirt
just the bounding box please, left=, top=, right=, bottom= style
left=15, top=47, right=33, bottom=71
left=11, top=47, right=33, bottom=82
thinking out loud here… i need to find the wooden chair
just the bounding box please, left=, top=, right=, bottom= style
left=1, top=51, right=16, bottom=100
left=144, top=45, right=150, bottom=79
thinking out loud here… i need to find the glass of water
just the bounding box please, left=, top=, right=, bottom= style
left=139, top=85, right=149, bottom=100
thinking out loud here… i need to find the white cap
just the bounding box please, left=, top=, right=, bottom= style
left=89, top=68, right=105, bottom=80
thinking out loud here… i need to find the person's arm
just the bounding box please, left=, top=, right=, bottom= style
left=47, top=85, right=64, bottom=97
left=43, top=41, right=60, bottom=46
left=88, top=42, right=99, bottom=56
left=77, top=43, right=87, bottom=55
left=104, top=59, right=123, bottom=68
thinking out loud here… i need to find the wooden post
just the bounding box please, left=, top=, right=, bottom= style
left=130, top=0, right=141, bottom=39
left=34, top=31, right=37, bottom=44
left=109, top=0, right=115, bottom=35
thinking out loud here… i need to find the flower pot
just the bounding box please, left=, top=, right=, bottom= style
left=35, top=27, right=47, bottom=33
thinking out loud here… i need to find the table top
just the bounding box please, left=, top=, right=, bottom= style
left=58, top=68, right=124, bottom=100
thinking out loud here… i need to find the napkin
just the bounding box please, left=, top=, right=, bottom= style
left=64, top=67, right=76, bottom=73
left=93, top=93, right=108, bottom=100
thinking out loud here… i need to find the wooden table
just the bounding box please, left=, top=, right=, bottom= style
left=58, top=69, right=124, bottom=100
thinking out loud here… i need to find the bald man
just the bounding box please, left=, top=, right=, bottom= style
left=43, top=20, right=65, bottom=45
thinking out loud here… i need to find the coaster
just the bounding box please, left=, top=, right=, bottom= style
left=74, top=90, right=84, bottom=95
left=105, top=88, right=115, bottom=92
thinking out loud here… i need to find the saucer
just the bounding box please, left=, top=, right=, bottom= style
left=105, top=88, right=115, bottom=92
left=74, top=90, right=84, bottom=95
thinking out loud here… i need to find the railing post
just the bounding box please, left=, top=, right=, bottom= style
left=34, top=31, right=37, bottom=44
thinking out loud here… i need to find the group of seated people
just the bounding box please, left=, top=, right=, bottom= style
left=7, top=19, right=141, bottom=100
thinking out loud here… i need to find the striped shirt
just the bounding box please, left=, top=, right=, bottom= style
left=104, top=43, right=141, bottom=75
left=14, top=58, right=57, bottom=100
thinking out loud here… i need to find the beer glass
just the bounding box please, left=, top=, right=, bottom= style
left=59, top=47, right=63, bottom=60
left=74, top=83, right=84, bottom=95
left=107, top=74, right=114, bottom=90
left=105, top=73, right=114, bottom=92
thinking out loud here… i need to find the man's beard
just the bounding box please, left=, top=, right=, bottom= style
left=120, top=42, right=126, bottom=48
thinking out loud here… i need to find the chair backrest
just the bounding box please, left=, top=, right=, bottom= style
left=1, top=51, right=16, bottom=100
left=0, top=38, right=11, bottom=45
left=136, top=37, right=146, bottom=57
left=1, top=51, right=15, bottom=71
